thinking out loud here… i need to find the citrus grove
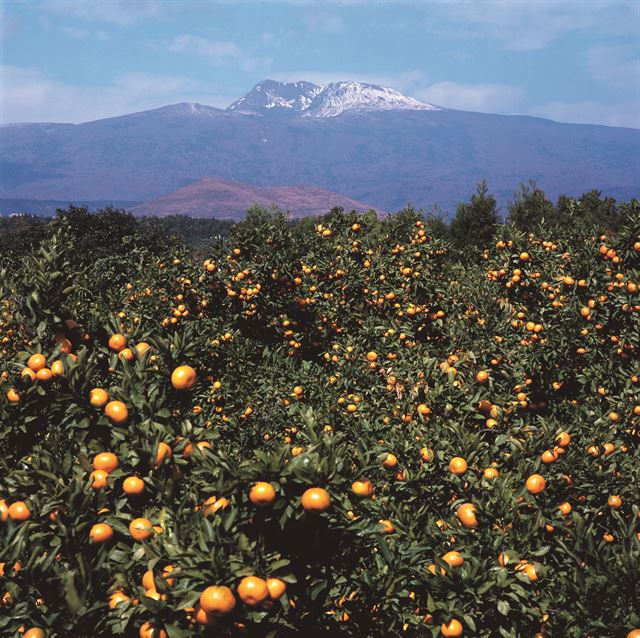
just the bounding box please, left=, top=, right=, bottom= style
left=0, top=200, right=639, bottom=637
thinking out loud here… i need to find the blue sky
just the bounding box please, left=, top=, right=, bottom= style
left=1, top=0, right=638, bottom=127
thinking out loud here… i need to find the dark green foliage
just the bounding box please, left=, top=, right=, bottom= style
left=449, top=180, right=498, bottom=252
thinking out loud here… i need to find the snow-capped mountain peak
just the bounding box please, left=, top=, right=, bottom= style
left=304, top=81, right=440, bottom=117
left=227, top=79, right=440, bottom=117
left=227, top=80, right=323, bottom=115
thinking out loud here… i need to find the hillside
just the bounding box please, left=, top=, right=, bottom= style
left=1, top=80, right=638, bottom=215
left=131, top=177, right=379, bottom=219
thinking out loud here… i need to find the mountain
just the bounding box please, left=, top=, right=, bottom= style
left=1, top=79, right=638, bottom=216
left=227, top=79, right=439, bottom=117
left=131, top=177, right=379, bottom=219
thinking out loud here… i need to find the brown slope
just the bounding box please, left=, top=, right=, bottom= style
left=131, top=177, right=382, bottom=219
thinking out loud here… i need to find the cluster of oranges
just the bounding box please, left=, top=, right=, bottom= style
left=0, top=206, right=638, bottom=637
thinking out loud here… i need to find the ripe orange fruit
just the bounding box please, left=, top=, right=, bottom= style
left=27, top=353, right=47, bottom=372
left=607, top=495, right=622, bottom=509
left=366, top=351, right=378, bottom=362
left=266, top=577, right=287, bottom=600
left=135, top=342, right=150, bottom=357
left=483, top=467, right=499, bottom=479
left=155, top=441, right=173, bottom=466
left=456, top=503, right=478, bottom=528
left=193, top=604, right=217, bottom=626
left=129, top=517, right=154, bottom=541
left=476, top=370, right=489, bottom=383
left=382, top=453, right=398, bottom=469
left=541, top=449, right=558, bottom=464
left=171, top=365, right=197, bottom=390
left=89, top=523, right=113, bottom=543
left=525, top=474, right=546, bottom=494
left=626, top=630, right=640, bottom=638
left=118, top=347, right=135, bottom=362
left=442, top=551, right=464, bottom=567
left=203, top=496, right=229, bottom=516
left=23, top=630, right=45, bottom=638
left=93, top=452, right=119, bottom=473
left=351, top=479, right=373, bottom=497
left=0, top=499, right=8, bottom=522
left=50, top=360, right=65, bottom=377
left=108, top=333, right=127, bottom=352
left=139, top=622, right=167, bottom=638
left=448, top=457, right=468, bottom=476
left=36, top=368, right=53, bottom=383
left=7, top=388, right=21, bottom=403
left=104, top=400, right=128, bottom=425
left=199, top=585, right=237, bottom=616
left=378, top=518, right=395, bottom=534
left=441, top=618, right=464, bottom=636
left=558, top=502, right=572, bottom=516
left=249, top=482, right=276, bottom=506
left=555, top=431, right=571, bottom=447
left=123, top=476, right=145, bottom=495
left=108, top=590, right=131, bottom=609
left=420, top=446, right=434, bottom=462
left=89, top=388, right=109, bottom=408
left=90, top=470, right=109, bottom=490
left=237, top=576, right=269, bottom=606
left=8, top=501, right=31, bottom=521
left=301, top=487, right=331, bottom=513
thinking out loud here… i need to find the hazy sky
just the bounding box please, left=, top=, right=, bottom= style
left=1, top=0, right=638, bottom=127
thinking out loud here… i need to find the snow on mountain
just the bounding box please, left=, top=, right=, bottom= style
left=227, top=80, right=440, bottom=117
left=304, top=81, right=441, bottom=117
left=227, top=80, right=323, bottom=114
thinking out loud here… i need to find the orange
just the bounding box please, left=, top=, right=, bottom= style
left=420, top=447, right=434, bottom=462
left=456, top=503, right=478, bottom=528
left=108, top=590, right=131, bottom=609
left=21, top=367, right=36, bottom=383
left=203, top=496, right=229, bottom=516
left=123, top=476, right=145, bottom=495
left=448, top=457, right=468, bottom=476
left=558, top=502, right=572, bottom=516
left=129, top=517, right=154, bottom=541
left=171, top=365, right=197, bottom=390
left=476, top=370, right=489, bottom=383
left=0, top=499, right=7, bottom=521
left=89, top=523, right=113, bottom=543
left=483, top=467, right=499, bottom=479
left=8, top=501, right=31, bottom=521
left=301, top=487, right=331, bottom=513
left=441, top=619, right=464, bottom=636
left=442, top=551, right=464, bottom=567
left=555, top=431, right=571, bottom=447
left=379, top=519, right=394, bottom=534
left=193, top=604, right=217, bottom=626
left=155, top=441, right=173, bottom=466
left=540, top=450, right=557, bottom=464
left=27, top=353, right=47, bottom=371
left=104, top=400, right=128, bottom=425
left=139, top=623, right=167, bottom=638
left=90, top=470, right=109, bottom=490
left=627, top=631, right=640, bottom=638
left=23, top=630, right=45, bottom=638
left=36, top=368, right=53, bottom=383
left=7, top=388, right=21, bottom=403
left=382, top=453, right=398, bottom=469
left=93, top=452, right=119, bottom=473
left=524, top=563, right=538, bottom=582
left=89, top=388, right=109, bottom=408
left=525, top=474, right=546, bottom=494
left=199, top=585, right=237, bottom=616
left=351, top=479, right=373, bottom=497
left=607, top=495, right=622, bottom=509
left=366, top=351, right=378, bottom=362
left=249, top=481, right=276, bottom=506
left=266, top=577, right=287, bottom=600
left=51, top=360, right=65, bottom=377
left=237, top=576, right=269, bottom=606
left=108, top=333, right=127, bottom=352
left=135, top=342, right=151, bottom=357
left=118, top=347, right=135, bottom=362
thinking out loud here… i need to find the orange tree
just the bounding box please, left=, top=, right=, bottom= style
left=0, top=202, right=639, bottom=637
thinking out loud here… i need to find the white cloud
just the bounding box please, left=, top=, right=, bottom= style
left=0, top=66, right=234, bottom=124
left=587, top=44, right=640, bottom=93
left=42, top=0, right=172, bottom=27
left=528, top=100, right=639, bottom=129
left=415, top=82, right=525, bottom=112
left=61, top=26, right=90, bottom=39
left=169, top=34, right=272, bottom=73
left=435, top=1, right=638, bottom=51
